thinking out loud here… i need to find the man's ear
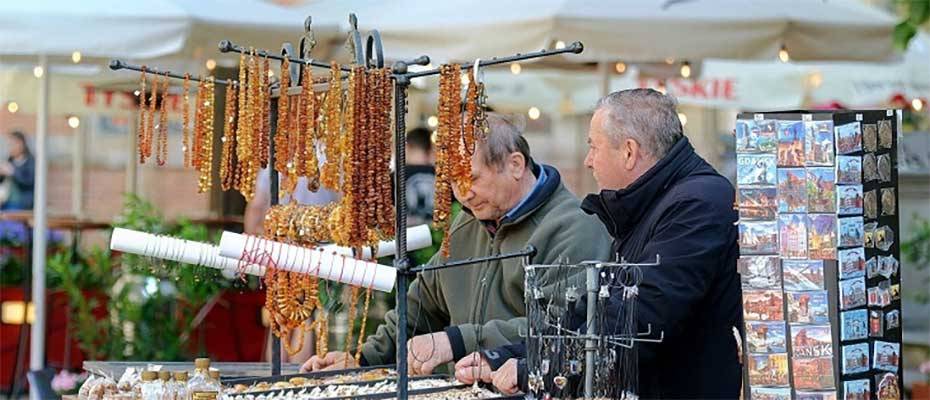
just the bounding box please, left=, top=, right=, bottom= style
left=509, top=152, right=527, bottom=180
left=623, top=138, right=640, bottom=171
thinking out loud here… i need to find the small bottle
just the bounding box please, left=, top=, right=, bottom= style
left=208, top=370, right=222, bottom=399
left=187, top=358, right=219, bottom=400
left=140, top=371, right=162, bottom=400
left=173, top=371, right=189, bottom=400
left=158, top=371, right=173, bottom=400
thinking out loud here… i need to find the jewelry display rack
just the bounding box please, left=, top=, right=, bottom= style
left=110, top=13, right=583, bottom=398
left=524, top=259, right=664, bottom=399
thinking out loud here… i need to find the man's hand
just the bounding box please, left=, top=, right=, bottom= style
left=490, top=358, right=519, bottom=395
left=300, top=351, right=358, bottom=372
left=407, top=332, right=453, bottom=375
left=454, top=352, right=492, bottom=384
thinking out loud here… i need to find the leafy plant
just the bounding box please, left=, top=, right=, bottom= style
left=894, top=0, right=930, bottom=50
left=902, top=215, right=930, bottom=304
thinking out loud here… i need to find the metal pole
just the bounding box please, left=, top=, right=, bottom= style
left=268, top=92, right=281, bottom=376
left=72, top=117, right=85, bottom=217
left=29, top=54, right=50, bottom=388
left=584, top=264, right=598, bottom=399
left=126, top=110, right=139, bottom=195
left=392, top=62, right=410, bottom=400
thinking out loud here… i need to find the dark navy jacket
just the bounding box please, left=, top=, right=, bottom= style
left=486, top=137, right=743, bottom=399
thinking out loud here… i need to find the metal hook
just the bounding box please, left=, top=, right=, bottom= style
left=365, top=30, right=385, bottom=69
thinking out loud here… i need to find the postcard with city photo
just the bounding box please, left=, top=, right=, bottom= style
left=778, top=121, right=806, bottom=166
left=805, top=120, right=835, bottom=166
left=738, top=154, right=778, bottom=186
left=778, top=168, right=808, bottom=213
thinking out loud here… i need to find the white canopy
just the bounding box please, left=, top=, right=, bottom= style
left=0, top=0, right=312, bottom=60
left=295, top=0, right=899, bottom=63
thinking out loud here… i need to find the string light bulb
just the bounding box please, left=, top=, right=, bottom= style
left=528, top=107, right=541, bottom=120
left=913, top=98, right=924, bottom=111
left=778, top=45, right=790, bottom=63
left=614, top=62, right=627, bottom=74
left=7, top=102, right=19, bottom=113
left=68, top=116, right=80, bottom=129
left=427, top=115, right=438, bottom=128
left=71, top=51, right=82, bottom=64
left=205, top=59, right=217, bottom=70
left=680, top=61, right=691, bottom=78
left=510, top=63, right=522, bottom=75
left=33, top=66, right=44, bottom=78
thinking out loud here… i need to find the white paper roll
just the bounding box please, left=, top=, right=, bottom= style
left=218, top=232, right=397, bottom=292
left=109, top=228, right=266, bottom=276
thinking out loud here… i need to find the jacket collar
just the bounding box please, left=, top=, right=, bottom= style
left=580, top=136, right=707, bottom=239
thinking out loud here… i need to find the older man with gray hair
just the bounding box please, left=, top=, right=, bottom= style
left=303, top=113, right=612, bottom=374
left=466, top=89, right=743, bottom=398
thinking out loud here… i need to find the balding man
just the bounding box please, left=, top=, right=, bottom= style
left=303, top=113, right=612, bottom=374
left=466, top=89, right=743, bottom=398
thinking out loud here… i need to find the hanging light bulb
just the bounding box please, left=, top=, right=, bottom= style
left=71, top=51, right=82, bottom=64
left=33, top=66, right=44, bottom=78
left=555, top=41, right=566, bottom=50
left=778, top=45, right=790, bottom=63
left=7, top=102, right=19, bottom=113
left=680, top=61, right=691, bottom=78
left=461, top=74, right=470, bottom=85
left=614, top=62, right=627, bottom=74
left=68, top=116, right=81, bottom=129
left=430, top=131, right=438, bottom=144
left=205, top=59, right=217, bottom=71
left=528, top=107, right=541, bottom=120
left=664, top=57, right=674, bottom=65
left=427, top=115, right=438, bottom=128
left=510, top=63, right=522, bottom=75
left=913, top=98, right=925, bottom=111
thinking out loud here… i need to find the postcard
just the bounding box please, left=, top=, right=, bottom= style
left=746, top=321, right=787, bottom=353
left=869, top=310, right=884, bottom=337
left=793, top=356, right=836, bottom=390
left=843, top=379, right=869, bottom=400
left=738, top=154, right=777, bottom=186
left=805, top=120, right=836, bottom=166
left=807, top=168, right=836, bottom=213
left=783, top=259, right=825, bottom=291
left=839, top=277, right=866, bottom=310
left=875, top=372, right=900, bottom=400
left=791, top=325, right=834, bottom=358
left=837, top=185, right=863, bottom=216
left=796, top=391, right=837, bottom=400
left=743, top=289, right=785, bottom=321
left=750, top=387, right=791, bottom=400
left=739, top=187, right=778, bottom=220
left=885, top=310, right=900, bottom=331
left=873, top=341, right=900, bottom=373
left=787, top=291, right=830, bottom=325
left=736, top=119, right=778, bottom=153
left=778, top=120, right=806, bottom=166
left=738, top=256, right=782, bottom=289
left=838, top=247, right=866, bottom=280
left=841, top=309, right=868, bottom=342
left=807, top=215, right=837, bottom=260
left=779, top=214, right=808, bottom=259
left=778, top=168, right=808, bottom=213
left=740, top=221, right=779, bottom=255
left=842, top=343, right=870, bottom=375
left=837, top=155, right=862, bottom=185
left=839, top=217, right=864, bottom=248
left=835, top=122, right=862, bottom=154
left=748, top=353, right=790, bottom=387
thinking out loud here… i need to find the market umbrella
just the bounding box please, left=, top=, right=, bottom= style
left=0, top=2, right=309, bottom=395
left=294, top=0, right=899, bottom=64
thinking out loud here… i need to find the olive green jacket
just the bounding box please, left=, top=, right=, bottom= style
left=360, top=165, right=612, bottom=365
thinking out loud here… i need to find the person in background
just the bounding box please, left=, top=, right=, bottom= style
left=0, top=131, right=36, bottom=211
left=243, top=167, right=340, bottom=363
left=404, top=127, right=436, bottom=227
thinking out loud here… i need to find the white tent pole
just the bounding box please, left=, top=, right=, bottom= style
left=72, top=114, right=85, bottom=217
left=126, top=110, right=138, bottom=195
left=29, top=53, right=49, bottom=380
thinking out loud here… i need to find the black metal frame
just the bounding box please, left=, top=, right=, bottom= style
left=108, top=13, right=582, bottom=398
